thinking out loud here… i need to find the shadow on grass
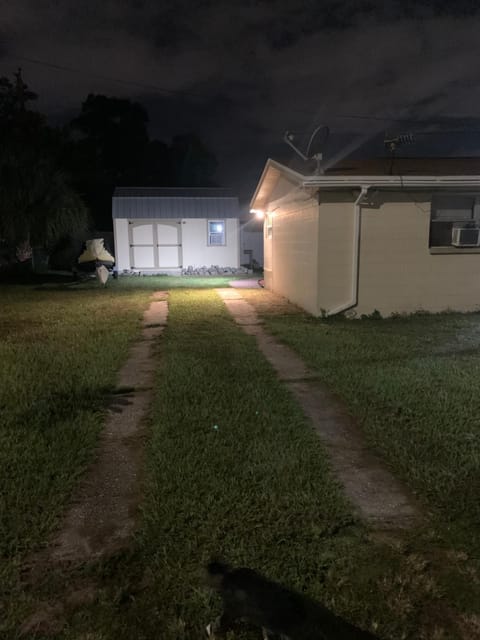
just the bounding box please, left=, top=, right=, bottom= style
left=207, top=562, right=380, bottom=639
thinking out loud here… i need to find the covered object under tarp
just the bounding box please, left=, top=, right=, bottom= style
left=77, top=238, right=115, bottom=271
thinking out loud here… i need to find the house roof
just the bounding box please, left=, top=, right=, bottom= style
left=326, top=157, right=480, bottom=176
left=112, top=187, right=240, bottom=219
left=250, top=158, right=480, bottom=211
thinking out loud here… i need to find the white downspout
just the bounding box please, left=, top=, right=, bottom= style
left=326, top=185, right=370, bottom=317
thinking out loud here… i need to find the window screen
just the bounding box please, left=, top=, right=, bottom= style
left=208, top=220, right=225, bottom=246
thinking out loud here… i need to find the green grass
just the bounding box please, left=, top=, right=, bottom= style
left=242, top=291, right=480, bottom=552
left=31, top=273, right=251, bottom=292
left=33, top=290, right=478, bottom=640
left=0, top=286, right=150, bottom=593
left=2, top=288, right=479, bottom=639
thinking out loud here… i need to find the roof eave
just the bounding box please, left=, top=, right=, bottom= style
left=249, top=158, right=305, bottom=211
left=303, top=175, right=480, bottom=188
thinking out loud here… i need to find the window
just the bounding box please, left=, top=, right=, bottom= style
left=429, top=195, right=479, bottom=247
left=208, top=220, right=225, bottom=246
left=265, top=217, right=273, bottom=239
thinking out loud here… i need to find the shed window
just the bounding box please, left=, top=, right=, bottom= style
left=429, top=195, right=479, bottom=247
left=208, top=220, right=226, bottom=246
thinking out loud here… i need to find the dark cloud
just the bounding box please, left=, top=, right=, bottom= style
left=2, top=1, right=480, bottom=200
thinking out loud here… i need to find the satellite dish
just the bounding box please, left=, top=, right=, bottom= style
left=284, top=125, right=330, bottom=174
left=306, top=125, right=330, bottom=158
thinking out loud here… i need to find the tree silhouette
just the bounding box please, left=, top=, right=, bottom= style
left=65, top=95, right=218, bottom=229
left=0, top=70, right=89, bottom=263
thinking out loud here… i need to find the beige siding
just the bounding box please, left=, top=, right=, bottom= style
left=317, top=199, right=355, bottom=314
left=358, top=196, right=480, bottom=315
left=268, top=198, right=319, bottom=315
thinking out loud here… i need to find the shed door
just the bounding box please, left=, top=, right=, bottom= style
left=129, top=221, right=156, bottom=268
left=129, top=219, right=182, bottom=269
left=157, top=220, right=182, bottom=267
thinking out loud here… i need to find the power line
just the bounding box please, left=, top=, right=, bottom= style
left=4, top=52, right=480, bottom=131
left=2, top=53, right=207, bottom=100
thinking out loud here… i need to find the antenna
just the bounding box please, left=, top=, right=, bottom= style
left=384, top=132, right=415, bottom=175
left=384, top=133, right=415, bottom=152
left=283, top=125, right=330, bottom=174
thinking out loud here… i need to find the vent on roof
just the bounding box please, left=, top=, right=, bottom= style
left=452, top=225, right=480, bottom=247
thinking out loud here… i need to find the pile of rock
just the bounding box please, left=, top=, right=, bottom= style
left=119, top=266, right=253, bottom=277
left=121, top=269, right=144, bottom=276
left=181, top=265, right=252, bottom=276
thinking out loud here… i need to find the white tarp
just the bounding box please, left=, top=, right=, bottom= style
left=78, top=238, right=114, bottom=264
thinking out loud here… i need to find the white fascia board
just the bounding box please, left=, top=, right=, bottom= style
left=303, top=175, right=480, bottom=188
left=250, top=158, right=305, bottom=210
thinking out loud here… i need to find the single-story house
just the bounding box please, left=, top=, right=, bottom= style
left=250, top=157, right=480, bottom=317
left=113, top=187, right=240, bottom=273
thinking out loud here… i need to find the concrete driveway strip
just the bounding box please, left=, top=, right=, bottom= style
left=48, top=292, right=168, bottom=564
left=216, top=288, right=421, bottom=530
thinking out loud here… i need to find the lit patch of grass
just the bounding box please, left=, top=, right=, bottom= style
left=0, top=286, right=149, bottom=584
left=110, top=275, right=248, bottom=290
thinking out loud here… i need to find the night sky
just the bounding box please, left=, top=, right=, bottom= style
left=3, top=0, right=480, bottom=202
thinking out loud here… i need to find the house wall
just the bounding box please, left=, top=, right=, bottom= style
left=113, top=218, right=130, bottom=271
left=263, top=174, right=307, bottom=294
left=357, top=193, right=480, bottom=315
left=317, top=194, right=355, bottom=315
left=267, top=197, right=320, bottom=315
left=180, top=218, right=240, bottom=268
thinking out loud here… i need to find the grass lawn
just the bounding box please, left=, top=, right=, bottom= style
left=241, top=290, right=480, bottom=554
left=33, top=273, right=253, bottom=292
left=0, top=284, right=151, bottom=625
left=2, top=285, right=479, bottom=639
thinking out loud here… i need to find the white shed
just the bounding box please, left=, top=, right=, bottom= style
left=113, top=187, right=240, bottom=274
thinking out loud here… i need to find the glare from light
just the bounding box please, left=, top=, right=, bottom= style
left=250, top=208, right=265, bottom=219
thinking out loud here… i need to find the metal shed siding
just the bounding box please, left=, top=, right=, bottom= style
left=112, top=187, right=240, bottom=220
left=112, top=197, right=239, bottom=219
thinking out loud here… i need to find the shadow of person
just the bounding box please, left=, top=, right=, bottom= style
left=206, top=561, right=381, bottom=640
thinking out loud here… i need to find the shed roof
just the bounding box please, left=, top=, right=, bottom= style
left=113, top=187, right=235, bottom=198
left=112, top=187, right=240, bottom=219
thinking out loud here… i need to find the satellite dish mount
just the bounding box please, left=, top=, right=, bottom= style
left=284, top=125, right=329, bottom=175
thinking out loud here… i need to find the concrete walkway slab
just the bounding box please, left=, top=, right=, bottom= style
left=229, top=278, right=261, bottom=289
left=216, top=287, right=242, bottom=300
left=143, top=299, right=168, bottom=326
left=217, top=289, right=422, bottom=530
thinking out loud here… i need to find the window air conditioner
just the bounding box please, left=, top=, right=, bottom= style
left=452, top=226, right=480, bottom=247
